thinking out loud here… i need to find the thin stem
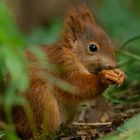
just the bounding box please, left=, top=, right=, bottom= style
left=120, top=35, right=140, bottom=50
left=117, top=50, right=140, bottom=61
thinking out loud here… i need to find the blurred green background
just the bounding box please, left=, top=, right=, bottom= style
left=0, top=0, right=140, bottom=139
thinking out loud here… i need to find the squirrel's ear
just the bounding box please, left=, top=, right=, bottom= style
left=63, top=7, right=84, bottom=43
left=79, top=5, right=96, bottom=25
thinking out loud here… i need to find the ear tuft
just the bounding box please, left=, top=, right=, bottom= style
left=79, top=4, right=96, bottom=24
left=63, top=5, right=96, bottom=46
left=63, top=6, right=84, bottom=43
left=67, top=7, right=83, bottom=31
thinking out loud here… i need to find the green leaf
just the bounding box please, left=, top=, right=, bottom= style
left=0, top=131, right=6, bottom=139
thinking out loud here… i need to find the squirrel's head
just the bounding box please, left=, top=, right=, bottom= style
left=63, top=5, right=117, bottom=74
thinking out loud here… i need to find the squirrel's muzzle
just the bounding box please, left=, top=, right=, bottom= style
left=100, top=55, right=117, bottom=70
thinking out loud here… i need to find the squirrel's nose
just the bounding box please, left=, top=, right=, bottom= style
left=101, top=56, right=117, bottom=70
left=106, top=60, right=117, bottom=69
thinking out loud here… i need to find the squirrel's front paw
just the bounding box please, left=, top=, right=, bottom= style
left=99, top=69, right=126, bottom=86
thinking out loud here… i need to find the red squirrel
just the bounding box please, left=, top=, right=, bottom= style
left=2, top=6, right=126, bottom=139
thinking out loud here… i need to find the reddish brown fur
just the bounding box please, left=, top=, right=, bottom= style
left=0, top=6, right=126, bottom=139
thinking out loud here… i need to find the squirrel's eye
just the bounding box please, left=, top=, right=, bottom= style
left=88, top=44, right=98, bottom=52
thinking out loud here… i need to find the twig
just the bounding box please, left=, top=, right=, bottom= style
left=73, top=122, right=112, bottom=126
